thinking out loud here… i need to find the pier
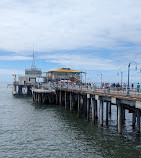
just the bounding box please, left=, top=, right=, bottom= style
left=32, top=86, right=141, bottom=136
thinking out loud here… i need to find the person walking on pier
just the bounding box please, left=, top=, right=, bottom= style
left=137, top=83, right=140, bottom=93
left=131, top=83, right=134, bottom=91
left=123, top=83, right=126, bottom=91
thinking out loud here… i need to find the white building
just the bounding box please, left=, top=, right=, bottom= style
left=18, top=67, right=42, bottom=85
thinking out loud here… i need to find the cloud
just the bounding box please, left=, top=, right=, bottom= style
left=0, top=0, right=141, bottom=83
left=39, top=53, right=118, bottom=71
left=0, top=0, right=141, bottom=52
left=0, top=55, right=32, bottom=61
left=0, top=69, right=24, bottom=75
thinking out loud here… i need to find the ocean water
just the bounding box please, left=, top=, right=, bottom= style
left=0, top=83, right=141, bottom=158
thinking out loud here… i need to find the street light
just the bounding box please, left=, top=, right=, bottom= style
left=127, top=61, right=137, bottom=96
left=97, top=72, right=103, bottom=88
left=117, top=69, right=123, bottom=88
left=84, top=71, right=87, bottom=85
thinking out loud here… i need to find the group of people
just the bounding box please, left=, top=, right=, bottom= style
left=86, top=82, right=141, bottom=92
left=46, top=81, right=141, bottom=93
left=100, top=82, right=141, bottom=92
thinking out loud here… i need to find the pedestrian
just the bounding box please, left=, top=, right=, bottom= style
left=123, top=83, right=126, bottom=90
left=131, top=83, right=134, bottom=90
left=137, top=83, right=140, bottom=92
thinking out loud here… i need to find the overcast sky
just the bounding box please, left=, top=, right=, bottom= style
left=0, top=0, right=141, bottom=83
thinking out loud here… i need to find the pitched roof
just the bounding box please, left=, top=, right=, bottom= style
left=44, top=68, right=82, bottom=73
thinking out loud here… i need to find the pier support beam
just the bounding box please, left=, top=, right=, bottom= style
left=117, top=104, right=122, bottom=135
left=38, top=93, right=42, bottom=104
left=70, top=93, right=73, bottom=113
left=122, top=107, right=125, bottom=124
left=106, top=101, right=109, bottom=126
left=137, top=110, right=140, bottom=135
left=132, top=112, right=136, bottom=129
left=38, top=93, right=39, bottom=103
left=56, top=91, right=58, bottom=105
left=91, top=98, right=95, bottom=123
left=91, top=98, right=97, bottom=124
left=33, top=92, right=35, bottom=102
left=87, top=94, right=90, bottom=121
left=84, top=95, right=87, bottom=117
left=100, top=100, right=104, bottom=127
left=95, top=100, right=98, bottom=120
left=109, top=102, right=111, bottom=117
left=59, top=91, right=61, bottom=106
left=18, top=86, right=22, bottom=94
left=78, top=94, right=81, bottom=117
left=65, top=91, right=67, bottom=109
left=35, top=92, right=37, bottom=102
left=42, top=93, right=45, bottom=104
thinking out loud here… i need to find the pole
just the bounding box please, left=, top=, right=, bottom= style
left=81, top=72, right=82, bottom=90
left=127, top=61, right=137, bottom=95
left=127, top=64, right=130, bottom=95
left=121, top=71, right=123, bottom=88
left=101, top=73, right=102, bottom=86
left=85, top=72, right=86, bottom=85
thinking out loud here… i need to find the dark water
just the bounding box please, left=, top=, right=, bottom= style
left=0, top=83, right=141, bottom=158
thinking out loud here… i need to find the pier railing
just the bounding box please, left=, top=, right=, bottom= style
left=36, top=83, right=141, bottom=98
left=57, top=85, right=141, bottom=98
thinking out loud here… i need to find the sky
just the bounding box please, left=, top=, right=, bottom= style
left=0, top=0, right=141, bottom=84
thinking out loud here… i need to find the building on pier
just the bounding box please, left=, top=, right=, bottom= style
left=13, top=51, right=42, bottom=95
left=44, top=68, right=83, bottom=83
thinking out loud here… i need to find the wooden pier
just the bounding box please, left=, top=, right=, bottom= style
left=32, top=87, right=141, bottom=135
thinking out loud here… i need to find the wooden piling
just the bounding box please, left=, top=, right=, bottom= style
left=100, top=100, right=103, bottom=127
left=137, top=110, right=140, bottom=135
left=117, top=104, right=122, bottom=134
left=91, top=98, right=96, bottom=124
left=132, top=112, right=136, bottom=129
left=65, top=91, right=67, bottom=109
left=59, top=91, right=61, bottom=106
left=78, top=94, right=81, bottom=117
left=56, top=91, right=58, bottom=105
left=87, top=94, right=90, bottom=121
left=122, top=106, right=125, bottom=125
left=109, top=102, right=111, bottom=117
left=106, top=101, right=109, bottom=126
left=70, top=92, right=73, bottom=113
left=33, top=92, right=34, bottom=101
left=95, top=100, right=98, bottom=119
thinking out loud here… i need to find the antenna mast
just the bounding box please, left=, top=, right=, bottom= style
left=31, top=44, right=36, bottom=68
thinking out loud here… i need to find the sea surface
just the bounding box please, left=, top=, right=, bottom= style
left=0, top=83, right=141, bottom=158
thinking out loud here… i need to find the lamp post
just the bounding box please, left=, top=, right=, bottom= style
left=97, top=72, right=103, bottom=88
left=117, top=69, right=123, bottom=88
left=85, top=71, right=87, bottom=85
left=127, top=61, right=137, bottom=96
